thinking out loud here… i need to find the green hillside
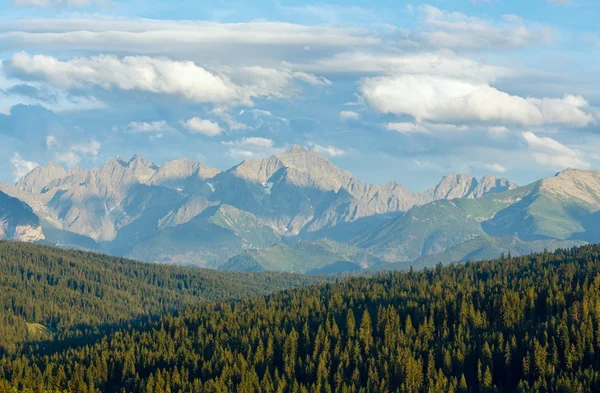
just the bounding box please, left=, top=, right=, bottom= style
left=355, top=173, right=600, bottom=262
left=0, top=241, right=325, bottom=355
left=127, top=204, right=279, bottom=267
left=3, top=243, right=600, bottom=392
left=385, top=235, right=587, bottom=270
left=223, top=238, right=386, bottom=274
left=354, top=200, right=487, bottom=261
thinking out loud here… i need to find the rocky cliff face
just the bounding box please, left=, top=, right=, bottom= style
left=16, top=162, right=66, bottom=194
left=4, top=147, right=517, bottom=266
left=0, top=191, right=44, bottom=242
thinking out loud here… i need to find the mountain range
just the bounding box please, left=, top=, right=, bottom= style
left=0, top=145, right=594, bottom=273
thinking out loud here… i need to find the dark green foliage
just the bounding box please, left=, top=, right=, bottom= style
left=0, top=241, right=324, bottom=356
left=4, top=242, right=600, bottom=392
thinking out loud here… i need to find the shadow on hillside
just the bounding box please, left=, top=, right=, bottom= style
left=19, top=314, right=164, bottom=358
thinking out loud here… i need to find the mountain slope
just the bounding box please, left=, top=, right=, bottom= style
left=0, top=191, right=44, bottom=242
left=394, top=235, right=587, bottom=270
left=356, top=169, right=600, bottom=263
left=223, top=238, right=386, bottom=274
left=127, top=204, right=280, bottom=267
left=0, top=241, right=325, bottom=354
left=4, top=244, right=600, bottom=392
left=484, top=168, right=600, bottom=240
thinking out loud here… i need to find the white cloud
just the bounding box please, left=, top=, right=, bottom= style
left=386, top=122, right=430, bottom=134
left=521, top=131, right=588, bottom=169
left=126, top=121, right=173, bottom=134
left=361, top=75, right=595, bottom=127
left=238, top=137, right=274, bottom=148
left=296, top=50, right=510, bottom=83
left=340, top=110, right=359, bottom=121
left=4, top=52, right=328, bottom=106
left=483, top=163, right=507, bottom=174
left=310, top=143, right=346, bottom=157
left=55, top=151, right=81, bottom=167
left=71, top=139, right=101, bottom=156
left=211, top=108, right=250, bottom=131
left=413, top=5, right=553, bottom=51
left=5, top=52, right=239, bottom=105
left=222, top=137, right=283, bottom=159
left=181, top=117, right=223, bottom=137
left=386, top=122, right=469, bottom=134
left=10, top=153, right=38, bottom=181
left=46, top=135, right=58, bottom=149
left=0, top=18, right=378, bottom=55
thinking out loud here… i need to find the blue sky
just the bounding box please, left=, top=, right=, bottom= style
left=0, top=0, right=599, bottom=191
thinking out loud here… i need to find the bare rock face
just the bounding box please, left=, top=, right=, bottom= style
left=470, top=175, right=518, bottom=199
left=158, top=195, right=219, bottom=229
left=540, top=168, right=600, bottom=208
left=16, top=163, right=67, bottom=193
left=431, top=174, right=479, bottom=200
left=0, top=191, right=44, bottom=242
left=415, top=174, right=517, bottom=202
left=4, top=148, right=520, bottom=267
left=11, top=224, right=45, bottom=242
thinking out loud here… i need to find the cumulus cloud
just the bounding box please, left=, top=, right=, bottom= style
left=361, top=75, right=595, bottom=127
left=71, top=139, right=101, bottom=156
left=10, top=153, right=38, bottom=181
left=340, top=110, right=359, bottom=121
left=46, top=135, right=58, bottom=148
left=296, top=50, right=511, bottom=83
left=3, top=52, right=329, bottom=106
left=55, top=151, right=81, bottom=167
left=181, top=117, right=223, bottom=137
left=4, top=52, right=239, bottom=104
left=126, top=121, right=174, bottom=134
left=521, top=131, right=588, bottom=169
left=483, top=163, right=507, bottom=174
left=222, top=137, right=283, bottom=159
left=310, top=143, right=346, bottom=157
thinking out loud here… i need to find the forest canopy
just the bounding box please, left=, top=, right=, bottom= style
left=2, top=242, right=600, bottom=392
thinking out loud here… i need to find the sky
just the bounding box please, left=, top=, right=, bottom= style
left=0, top=0, right=599, bottom=191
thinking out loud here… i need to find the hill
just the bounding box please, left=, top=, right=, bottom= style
left=385, top=235, right=587, bottom=270
left=2, top=243, right=600, bottom=392
left=0, top=241, right=325, bottom=355
left=223, top=238, right=387, bottom=274
left=355, top=170, right=600, bottom=262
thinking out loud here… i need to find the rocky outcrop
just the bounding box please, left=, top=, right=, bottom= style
left=16, top=163, right=66, bottom=193
left=0, top=191, right=44, bottom=242
left=470, top=175, right=517, bottom=199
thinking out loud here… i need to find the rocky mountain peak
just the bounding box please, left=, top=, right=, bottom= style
left=433, top=174, right=478, bottom=200
left=149, top=157, right=220, bottom=188
left=286, top=145, right=308, bottom=154
left=470, top=175, right=518, bottom=198
left=541, top=168, right=600, bottom=207
left=16, top=162, right=67, bottom=193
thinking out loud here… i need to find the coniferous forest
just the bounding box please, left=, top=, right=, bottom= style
left=2, top=241, right=600, bottom=392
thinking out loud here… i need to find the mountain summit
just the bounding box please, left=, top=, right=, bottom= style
left=1, top=148, right=523, bottom=269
